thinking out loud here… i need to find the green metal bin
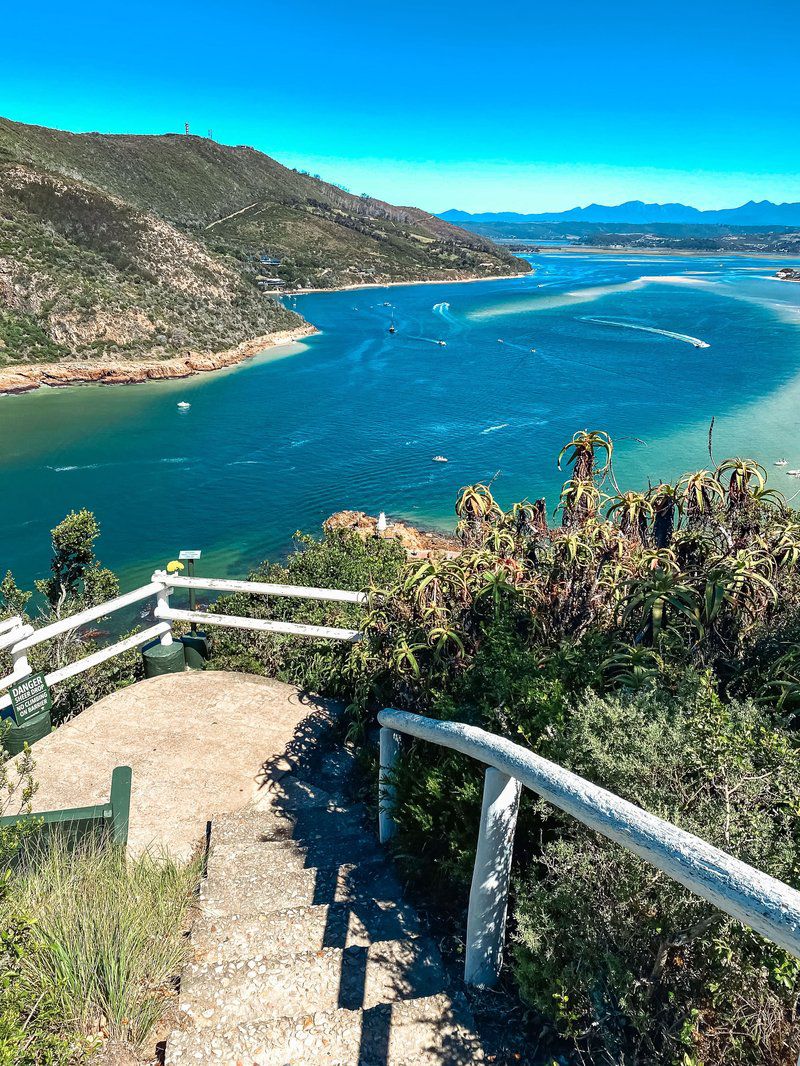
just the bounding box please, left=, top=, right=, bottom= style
left=180, top=632, right=211, bottom=670
left=142, top=638, right=185, bottom=678
left=3, top=708, right=52, bottom=756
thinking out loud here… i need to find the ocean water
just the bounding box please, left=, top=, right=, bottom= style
left=2, top=253, right=800, bottom=592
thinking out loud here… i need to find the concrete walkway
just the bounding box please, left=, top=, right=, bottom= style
left=19, top=671, right=342, bottom=859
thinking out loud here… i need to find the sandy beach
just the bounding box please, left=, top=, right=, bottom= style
left=286, top=268, right=532, bottom=295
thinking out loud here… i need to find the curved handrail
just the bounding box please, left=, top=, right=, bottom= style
left=377, top=707, right=800, bottom=983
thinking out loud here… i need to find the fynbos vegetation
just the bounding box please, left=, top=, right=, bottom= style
left=209, top=428, right=800, bottom=1065
left=0, top=116, right=525, bottom=368
left=4, top=430, right=800, bottom=1064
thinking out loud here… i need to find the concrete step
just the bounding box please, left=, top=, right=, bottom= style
left=178, top=939, right=447, bottom=1029
left=200, top=848, right=403, bottom=918
left=253, top=774, right=342, bottom=813
left=209, top=828, right=383, bottom=880
left=191, top=899, right=423, bottom=964
left=165, top=992, right=484, bottom=1065
left=209, top=798, right=368, bottom=849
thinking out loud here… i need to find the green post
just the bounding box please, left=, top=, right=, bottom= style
left=109, top=765, right=132, bottom=847
left=178, top=549, right=209, bottom=669
left=190, top=558, right=197, bottom=629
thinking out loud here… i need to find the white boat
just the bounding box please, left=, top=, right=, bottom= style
left=775, top=459, right=788, bottom=466
left=432, top=455, right=448, bottom=463
left=788, top=470, right=800, bottom=476
left=437, top=340, right=447, bottom=347
left=177, top=401, right=191, bottom=409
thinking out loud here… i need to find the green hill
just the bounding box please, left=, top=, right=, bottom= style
left=0, top=118, right=526, bottom=368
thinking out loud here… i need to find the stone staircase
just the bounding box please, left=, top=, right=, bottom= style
left=165, top=727, right=485, bottom=1065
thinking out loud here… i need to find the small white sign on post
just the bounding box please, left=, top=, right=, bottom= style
left=179, top=550, right=202, bottom=561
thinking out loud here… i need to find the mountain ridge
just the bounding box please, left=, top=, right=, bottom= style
left=440, top=199, right=800, bottom=226
left=0, top=117, right=525, bottom=379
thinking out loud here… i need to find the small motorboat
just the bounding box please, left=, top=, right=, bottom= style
left=432, top=455, right=448, bottom=463
left=388, top=324, right=396, bottom=334
left=177, top=401, right=191, bottom=409
left=497, top=338, right=505, bottom=344
left=775, top=459, right=788, bottom=466
left=437, top=340, right=447, bottom=347
left=788, top=469, right=800, bottom=476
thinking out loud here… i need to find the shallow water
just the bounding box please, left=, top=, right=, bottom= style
left=2, top=253, right=800, bottom=591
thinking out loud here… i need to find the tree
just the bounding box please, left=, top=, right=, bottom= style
left=35, top=510, right=118, bottom=616
left=0, top=570, right=31, bottom=620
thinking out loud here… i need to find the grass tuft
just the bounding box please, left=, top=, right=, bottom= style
left=3, top=837, right=199, bottom=1051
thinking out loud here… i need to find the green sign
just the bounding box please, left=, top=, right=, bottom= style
left=9, top=672, right=52, bottom=726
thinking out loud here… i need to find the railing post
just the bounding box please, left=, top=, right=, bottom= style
left=10, top=642, right=32, bottom=680
left=464, top=766, right=521, bottom=987
left=378, top=727, right=402, bottom=843
left=109, top=765, right=132, bottom=848
left=153, top=572, right=174, bottom=646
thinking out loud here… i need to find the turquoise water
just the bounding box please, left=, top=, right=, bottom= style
left=2, top=253, right=800, bottom=592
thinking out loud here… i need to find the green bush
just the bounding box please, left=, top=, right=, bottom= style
left=0, top=749, right=88, bottom=1064
left=0, top=910, right=86, bottom=1065
left=512, top=685, right=800, bottom=1066
left=210, top=529, right=406, bottom=699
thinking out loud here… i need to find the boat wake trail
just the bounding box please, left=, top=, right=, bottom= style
left=481, top=423, right=509, bottom=434
left=411, top=335, right=449, bottom=347
left=432, top=300, right=462, bottom=332
left=497, top=339, right=535, bottom=353
left=582, top=317, right=710, bottom=348
left=48, top=457, right=189, bottom=473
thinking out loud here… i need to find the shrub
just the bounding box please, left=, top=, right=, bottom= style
left=512, top=685, right=800, bottom=1066
left=210, top=529, right=406, bottom=699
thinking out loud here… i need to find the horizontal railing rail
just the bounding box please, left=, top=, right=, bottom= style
left=161, top=574, right=367, bottom=604
left=0, top=571, right=366, bottom=723
left=151, top=570, right=364, bottom=643
left=154, top=606, right=361, bottom=643
left=377, top=707, right=800, bottom=987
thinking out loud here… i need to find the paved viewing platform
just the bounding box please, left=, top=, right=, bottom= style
left=23, top=671, right=342, bottom=858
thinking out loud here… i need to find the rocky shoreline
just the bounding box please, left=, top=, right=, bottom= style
left=0, top=325, right=317, bottom=396
left=0, top=263, right=529, bottom=398
left=325, top=510, right=460, bottom=559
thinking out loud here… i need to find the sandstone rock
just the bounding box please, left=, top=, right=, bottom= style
left=0, top=325, right=316, bottom=396
left=324, top=511, right=459, bottom=559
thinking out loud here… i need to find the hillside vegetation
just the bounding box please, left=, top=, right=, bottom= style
left=3, top=432, right=800, bottom=1064
left=0, top=117, right=524, bottom=366
left=202, top=432, right=800, bottom=1066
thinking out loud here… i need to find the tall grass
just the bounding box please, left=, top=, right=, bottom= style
left=3, top=838, right=199, bottom=1050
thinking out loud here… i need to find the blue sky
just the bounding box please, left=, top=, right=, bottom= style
left=2, top=0, right=799, bottom=212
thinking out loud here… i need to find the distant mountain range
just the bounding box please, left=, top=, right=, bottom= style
left=439, top=200, right=800, bottom=227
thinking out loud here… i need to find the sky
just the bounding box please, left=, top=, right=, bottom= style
left=2, top=0, right=799, bottom=213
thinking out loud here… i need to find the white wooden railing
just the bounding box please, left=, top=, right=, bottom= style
left=377, top=708, right=800, bottom=988
left=0, top=572, right=365, bottom=717
left=151, top=572, right=365, bottom=644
